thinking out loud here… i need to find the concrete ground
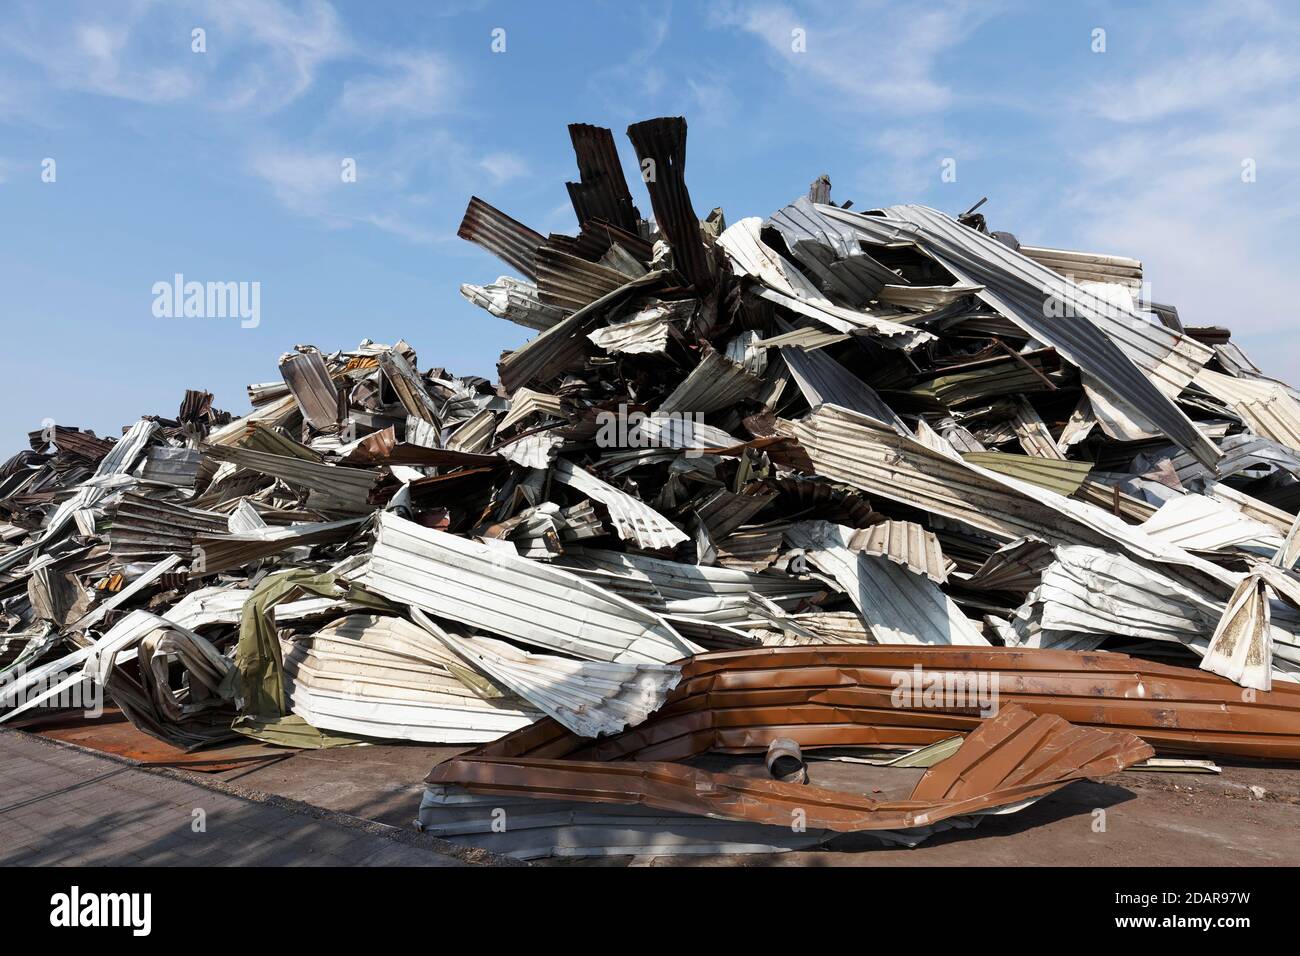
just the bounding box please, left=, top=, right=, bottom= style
left=7, top=728, right=1300, bottom=866
left=212, top=737, right=1300, bottom=866
left=0, top=731, right=476, bottom=866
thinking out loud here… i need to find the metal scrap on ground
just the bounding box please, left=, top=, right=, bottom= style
left=4, top=116, right=1300, bottom=859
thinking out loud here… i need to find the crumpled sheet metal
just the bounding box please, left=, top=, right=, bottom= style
left=550, top=457, right=687, bottom=550
left=818, top=203, right=1220, bottom=471
left=426, top=703, right=1150, bottom=838
left=784, top=520, right=984, bottom=646
left=361, top=512, right=700, bottom=665
left=281, top=613, right=539, bottom=743
left=414, top=610, right=681, bottom=738
left=791, top=404, right=1238, bottom=590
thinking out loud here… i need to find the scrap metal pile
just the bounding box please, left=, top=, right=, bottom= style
left=5, top=116, right=1300, bottom=858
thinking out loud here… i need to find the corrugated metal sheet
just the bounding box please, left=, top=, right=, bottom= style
left=914, top=352, right=1058, bottom=406
left=790, top=404, right=1237, bottom=588
left=496, top=387, right=565, bottom=436
left=203, top=443, right=376, bottom=513
left=838, top=519, right=952, bottom=584
left=1019, top=243, right=1143, bottom=292
left=657, top=350, right=762, bottom=415
left=557, top=546, right=820, bottom=623
left=962, top=452, right=1092, bottom=496
left=961, top=536, right=1054, bottom=592
left=693, top=487, right=777, bottom=540
left=587, top=301, right=685, bottom=355
left=282, top=613, right=540, bottom=743
left=457, top=196, right=545, bottom=281
left=551, top=457, right=687, bottom=550
left=497, top=432, right=562, bottom=469
left=279, top=350, right=338, bottom=430
left=715, top=524, right=785, bottom=571
left=1073, top=476, right=1158, bottom=522
left=360, top=512, right=699, bottom=664
left=779, top=343, right=909, bottom=431
left=445, top=408, right=497, bottom=454
left=717, top=217, right=934, bottom=348
left=535, top=247, right=628, bottom=312
left=1201, top=575, right=1273, bottom=691
left=191, top=517, right=363, bottom=576
left=513, top=644, right=1300, bottom=761
left=426, top=703, right=1150, bottom=837
left=1172, top=433, right=1300, bottom=486
left=497, top=269, right=668, bottom=392
left=109, top=493, right=228, bottom=559
left=819, top=204, right=1220, bottom=470
left=415, top=611, right=680, bottom=738
left=1011, top=398, right=1065, bottom=460
left=377, top=348, right=441, bottom=425
left=784, top=521, right=986, bottom=645
left=137, top=447, right=202, bottom=488
left=1195, top=367, right=1300, bottom=451
left=1031, top=546, right=1221, bottom=649
left=1138, top=494, right=1285, bottom=553
left=766, top=196, right=897, bottom=305
left=565, top=123, right=641, bottom=232
left=875, top=282, right=982, bottom=311
left=625, top=116, right=713, bottom=293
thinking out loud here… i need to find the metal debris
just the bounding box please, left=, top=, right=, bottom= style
left=7, top=114, right=1300, bottom=861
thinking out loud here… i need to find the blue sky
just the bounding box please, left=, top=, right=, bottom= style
left=2, top=0, right=1298, bottom=445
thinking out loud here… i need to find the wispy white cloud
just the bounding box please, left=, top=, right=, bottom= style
left=710, top=0, right=994, bottom=113
left=204, top=0, right=353, bottom=111
left=338, top=51, right=458, bottom=121
left=1083, top=46, right=1299, bottom=123
left=479, top=151, right=529, bottom=184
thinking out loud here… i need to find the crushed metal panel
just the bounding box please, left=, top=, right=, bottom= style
left=461, top=276, right=567, bottom=331
left=360, top=512, right=700, bottom=664
left=137, top=447, right=203, bottom=488
left=785, top=521, right=985, bottom=646
left=1201, top=575, right=1274, bottom=691
left=718, top=217, right=933, bottom=349
left=1011, top=398, right=1065, bottom=460
left=819, top=204, right=1219, bottom=470
left=565, top=123, right=640, bottom=232
left=779, top=344, right=909, bottom=432
left=202, top=443, right=377, bottom=513
left=551, top=457, right=688, bottom=550
left=625, top=116, right=712, bottom=293
left=415, top=611, right=681, bottom=738
left=535, top=247, right=629, bottom=312
left=657, top=350, right=762, bottom=415
left=282, top=613, right=540, bottom=743
left=1195, top=367, right=1300, bottom=452
left=790, top=404, right=1234, bottom=588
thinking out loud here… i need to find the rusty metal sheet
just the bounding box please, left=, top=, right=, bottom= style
left=457, top=196, right=545, bottom=281
left=565, top=123, right=641, bottom=233
left=453, top=644, right=1300, bottom=764
left=427, top=703, right=1150, bottom=833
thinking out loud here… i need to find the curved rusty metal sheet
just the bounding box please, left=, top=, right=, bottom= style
left=427, top=703, right=1151, bottom=833
left=449, top=645, right=1300, bottom=764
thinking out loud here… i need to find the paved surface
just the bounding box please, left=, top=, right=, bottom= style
left=0, top=731, right=468, bottom=866
left=207, top=735, right=1300, bottom=866
left=11, top=726, right=1300, bottom=866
